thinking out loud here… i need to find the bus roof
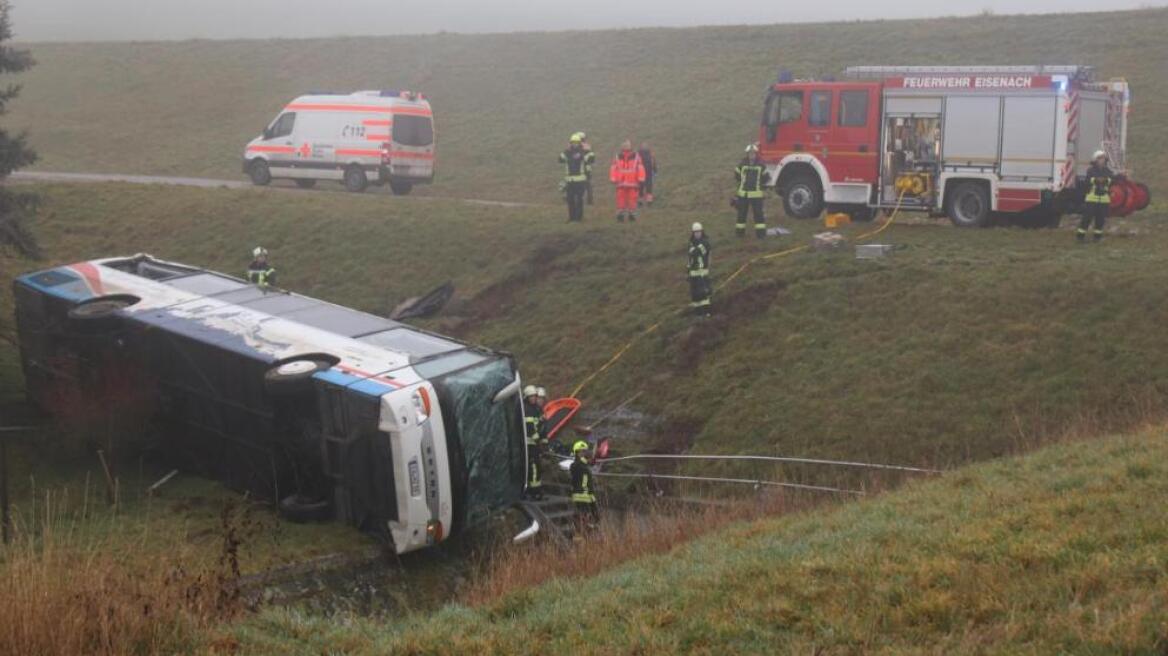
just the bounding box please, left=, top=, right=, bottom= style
left=16, top=254, right=493, bottom=397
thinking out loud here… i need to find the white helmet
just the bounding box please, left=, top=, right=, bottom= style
left=537, top=387, right=547, bottom=399
left=745, top=143, right=760, bottom=154
left=523, top=385, right=537, bottom=398
left=253, top=246, right=268, bottom=258
left=692, top=222, right=703, bottom=232
left=1092, top=149, right=1108, bottom=161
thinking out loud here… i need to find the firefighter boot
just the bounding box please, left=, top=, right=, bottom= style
left=1093, top=229, right=1104, bottom=242
left=617, top=212, right=626, bottom=223
left=1076, top=229, right=1087, bottom=243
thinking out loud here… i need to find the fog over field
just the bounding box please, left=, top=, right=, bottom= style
left=17, top=0, right=1165, bottom=41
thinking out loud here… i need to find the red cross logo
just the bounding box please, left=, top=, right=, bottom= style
left=299, top=142, right=311, bottom=158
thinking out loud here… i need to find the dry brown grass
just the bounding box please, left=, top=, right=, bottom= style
left=0, top=490, right=247, bottom=655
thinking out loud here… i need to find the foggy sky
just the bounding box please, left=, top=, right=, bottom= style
left=14, top=0, right=1166, bottom=42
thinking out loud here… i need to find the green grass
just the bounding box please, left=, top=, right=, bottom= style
left=229, top=427, right=1168, bottom=654
left=9, top=9, right=1168, bottom=211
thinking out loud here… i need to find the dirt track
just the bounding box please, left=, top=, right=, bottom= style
left=8, top=171, right=541, bottom=208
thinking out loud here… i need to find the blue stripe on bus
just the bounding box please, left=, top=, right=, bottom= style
left=313, top=368, right=394, bottom=398
left=15, top=270, right=96, bottom=303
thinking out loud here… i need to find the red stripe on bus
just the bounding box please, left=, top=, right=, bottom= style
left=67, top=262, right=106, bottom=296
left=247, top=145, right=296, bottom=154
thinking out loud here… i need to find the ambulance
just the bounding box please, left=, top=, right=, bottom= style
left=243, top=90, right=435, bottom=195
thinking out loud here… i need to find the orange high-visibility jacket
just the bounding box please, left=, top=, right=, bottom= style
left=609, top=150, right=646, bottom=188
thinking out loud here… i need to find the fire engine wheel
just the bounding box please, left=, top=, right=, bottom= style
left=249, top=160, right=272, bottom=186
left=343, top=166, right=369, bottom=193
left=279, top=494, right=332, bottom=523
left=293, top=179, right=317, bottom=189
left=389, top=180, right=413, bottom=196
left=782, top=175, right=823, bottom=219
left=264, top=358, right=332, bottom=395
left=946, top=182, right=991, bottom=228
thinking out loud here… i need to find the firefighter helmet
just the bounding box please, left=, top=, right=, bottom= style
left=572, top=440, right=590, bottom=454
left=692, top=222, right=703, bottom=232
left=745, top=143, right=760, bottom=154
left=536, top=386, right=547, bottom=399
left=1092, top=149, right=1108, bottom=161
left=570, top=133, right=583, bottom=143
left=523, top=385, right=538, bottom=398
left=253, top=246, right=268, bottom=258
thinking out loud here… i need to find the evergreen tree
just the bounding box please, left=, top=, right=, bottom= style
left=0, top=0, right=37, bottom=257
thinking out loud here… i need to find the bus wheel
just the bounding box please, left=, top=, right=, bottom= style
left=946, top=182, right=990, bottom=228
left=389, top=180, right=413, bottom=196
left=782, top=174, right=823, bottom=219
left=67, top=295, right=138, bottom=331
left=293, top=179, right=316, bottom=189
left=264, top=358, right=331, bottom=394
left=343, top=166, right=368, bottom=193
left=279, top=494, right=332, bottom=523
left=249, top=160, right=272, bottom=186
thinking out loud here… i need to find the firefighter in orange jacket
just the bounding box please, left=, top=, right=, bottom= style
left=609, top=140, right=646, bottom=223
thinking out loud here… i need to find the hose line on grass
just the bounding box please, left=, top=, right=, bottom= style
left=593, top=471, right=866, bottom=496
left=569, top=191, right=908, bottom=400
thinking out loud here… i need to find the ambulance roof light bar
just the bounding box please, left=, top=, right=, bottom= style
left=844, top=65, right=1095, bottom=82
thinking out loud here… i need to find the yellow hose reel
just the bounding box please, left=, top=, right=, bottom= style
left=894, top=172, right=932, bottom=197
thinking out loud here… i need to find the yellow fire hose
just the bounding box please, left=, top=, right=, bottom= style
left=569, top=192, right=908, bottom=400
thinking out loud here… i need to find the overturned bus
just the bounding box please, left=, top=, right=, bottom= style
left=13, top=254, right=527, bottom=554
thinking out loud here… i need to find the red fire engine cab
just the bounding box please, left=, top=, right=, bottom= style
left=759, top=65, right=1150, bottom=227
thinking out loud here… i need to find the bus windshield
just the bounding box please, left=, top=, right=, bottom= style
left=423, top=355, right=524, bottom=529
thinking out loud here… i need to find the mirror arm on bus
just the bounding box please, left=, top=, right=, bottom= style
left=492, top=375, right=521, bottom=405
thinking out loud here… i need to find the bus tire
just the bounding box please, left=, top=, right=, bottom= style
left=782, top=174, right=823, bottom=219
left=946, top=182, right=990, bottom=228
left=67, top=295, right=138, bottom=331
left=294, top=179, right=316, bottom=189
left=343, top=166, right=368, bottom=193
left=249, top=160, right=272, bottom=186
left=264, top=358, right=331, bottom=395
left=389, top=180, right=413, bottom=196
left=279, top=494, right=332, bottom=523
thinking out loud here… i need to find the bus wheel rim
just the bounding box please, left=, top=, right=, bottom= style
left=277, top=361, right=318, bottom=376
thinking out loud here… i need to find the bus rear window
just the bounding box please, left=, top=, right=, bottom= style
left=393, top=114, right=434, bottom=147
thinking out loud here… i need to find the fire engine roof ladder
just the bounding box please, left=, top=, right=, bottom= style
left=843, top=65, right=1096, bottom=82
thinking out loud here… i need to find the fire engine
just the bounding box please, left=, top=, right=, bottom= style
left=759, top=65, right=1151, bottom=227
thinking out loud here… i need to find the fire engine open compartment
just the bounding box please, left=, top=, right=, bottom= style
left=759, top=65, right=1150, bottom=227
left=12, top=254, right=527, bottom=555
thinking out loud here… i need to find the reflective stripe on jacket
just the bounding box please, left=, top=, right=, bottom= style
left=570, top=457, right=595, bottom=503
left=609, top=151, right=646, bottom=188
left=735, top=159, right=769, bottom=199
left=523, top=399, right=546, bottom=446
left=247, top=263, right=276, bottom=286
left=688, top=236, right=711, bottom=277
left=560, top=147, right=595, bottom=182
left=1084, top=163, right=1114, bottom=204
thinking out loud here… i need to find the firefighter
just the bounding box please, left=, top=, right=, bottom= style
left=559, top=134, right=595, bottom=222
left=638, top=141, right=658, bottom=206
left=570, top=439, right=599, bottom=534
left=523, top=384, right=547, bottom=500
left=609, top=140, right=646, bottom=223
left=688, top=222, right=712, bottom=316
left=735, top=144, right=771, bottom=238
left=247, top=247, right=277, bottom=287
left=1078, top=150, right=1116, bottom=243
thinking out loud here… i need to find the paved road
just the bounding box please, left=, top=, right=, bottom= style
left=9, top=170, right=541, bottom=208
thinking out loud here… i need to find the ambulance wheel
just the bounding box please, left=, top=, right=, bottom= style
left=946, top=182, right=990, bottom=228
left=249, top=160, right=272, bottom=186
left=389, top=180, right=413, bottom=196
left=264, top=358, right=332, bottom=395
left=782, top=175, right=823, bottom=219
left=294, top=179, right=316, bottom=189
left=343, top=167, right=368, bottom=193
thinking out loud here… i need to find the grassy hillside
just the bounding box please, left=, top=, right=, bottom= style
left=4, top=183, right=1168, bottom=475
left=9, top=9, right=1168, bottom=210
left=231, top=427, right=1168, bottom=654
